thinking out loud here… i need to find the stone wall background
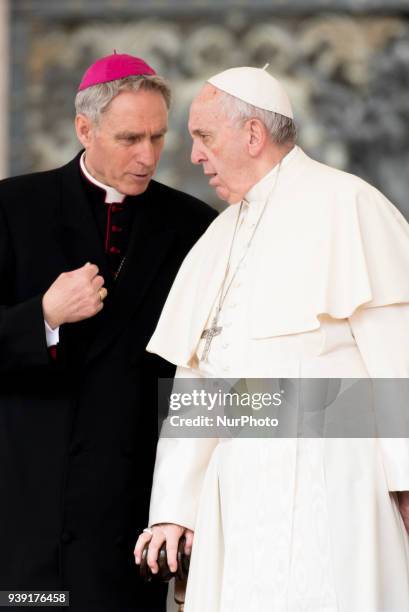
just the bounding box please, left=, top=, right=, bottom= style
left=10, top=0, right=409, bottom=215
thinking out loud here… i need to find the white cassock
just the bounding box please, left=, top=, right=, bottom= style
left=147, top=146, right=409, bottom=611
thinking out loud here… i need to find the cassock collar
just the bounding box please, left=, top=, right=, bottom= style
left=244, top=144, right=300, bottom=204
left=80, top=152, right=126, bottom=204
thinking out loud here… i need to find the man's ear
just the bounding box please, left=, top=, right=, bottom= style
left=75, top=114, right=94, bottom=149
left=247, top=118, right=267, bottom=157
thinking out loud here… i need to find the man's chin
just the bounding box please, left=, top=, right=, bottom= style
left=215, top=185, right=242, bottom=205
left=215, top=185, right=232, bottom=202
left=122, top=178, right=151, bottom=196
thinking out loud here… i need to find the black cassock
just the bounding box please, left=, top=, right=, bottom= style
left=0, top=153, right=216, bottom=610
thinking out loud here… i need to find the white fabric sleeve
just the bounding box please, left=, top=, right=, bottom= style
left=348, top=303, right=409, bottom=491
left=44, top=319, right=60, bottom=347
left=148, top=366, right=219, bottom=530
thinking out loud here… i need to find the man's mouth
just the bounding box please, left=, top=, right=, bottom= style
left=130, top=172, right=150, bottom=180
left=205, top=173, right=218, bottom=186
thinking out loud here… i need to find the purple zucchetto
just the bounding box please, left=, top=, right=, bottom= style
left=78, top=51, right=156, bottom=91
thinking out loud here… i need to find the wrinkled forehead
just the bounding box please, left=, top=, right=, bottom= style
left=189, top=83, right=230, bottom=129
left=195, top=82, right=222, bottom=104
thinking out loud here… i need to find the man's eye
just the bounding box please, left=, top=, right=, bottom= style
left=121, top=137, right=139, bottom=144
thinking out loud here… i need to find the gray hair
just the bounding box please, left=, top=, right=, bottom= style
left=218, top=90, right=297, bottom=145
left=75, top=75, right=171, bottom=124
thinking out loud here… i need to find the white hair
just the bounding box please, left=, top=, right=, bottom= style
left=218, top=90, right=297, bottom=145
left=75, top=75, right=171, bottom=124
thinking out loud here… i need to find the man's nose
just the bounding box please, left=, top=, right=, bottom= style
left=191, top=141, right=206, bottom=165
left=138, top=140, right=155, bottom=167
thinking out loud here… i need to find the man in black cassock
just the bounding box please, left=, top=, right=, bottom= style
left=0, top=53, right=216, bottom=610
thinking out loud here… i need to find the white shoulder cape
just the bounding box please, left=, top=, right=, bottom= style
left=147, top=147, right=409, bottom=367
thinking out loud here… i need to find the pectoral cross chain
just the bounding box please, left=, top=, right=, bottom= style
left=200, top=315, right=222, bottom=362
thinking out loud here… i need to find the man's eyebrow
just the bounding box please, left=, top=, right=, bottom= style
left=115, top=128, right=168, bottom=139
left=115, top=131, right=143, bottom=139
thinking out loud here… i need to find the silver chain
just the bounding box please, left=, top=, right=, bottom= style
left=113, top=255, right=127, bottom=281
left=213, top=160, right=282, bottom=320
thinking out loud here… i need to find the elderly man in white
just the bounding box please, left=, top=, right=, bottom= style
left=135, top=66, right=409, bottom=611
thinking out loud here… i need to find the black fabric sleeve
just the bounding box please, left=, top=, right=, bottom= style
left=0, top=203, right=51, bottom=373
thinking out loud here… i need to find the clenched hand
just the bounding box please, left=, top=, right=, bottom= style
left=42, top=263, right=107, bottom=329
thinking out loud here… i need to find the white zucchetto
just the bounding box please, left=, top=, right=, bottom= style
left=207, top=65, right=294, bottom=119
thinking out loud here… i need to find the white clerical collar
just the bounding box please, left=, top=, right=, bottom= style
left=245, top=145, right=299, bottom=204
left=80, top=152, right=126, bottom=204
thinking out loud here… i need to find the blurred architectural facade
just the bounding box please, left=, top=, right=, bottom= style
left=0, top=0, right=9, bottom=179
left=9, top=0, right=409, bottom=215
